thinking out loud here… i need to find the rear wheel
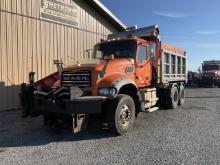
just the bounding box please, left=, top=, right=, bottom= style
left=168, top=86, right=179, bottom=109
left=178, top=85, right=185, bottom=106
left=106, top=94, right=135, bottom=135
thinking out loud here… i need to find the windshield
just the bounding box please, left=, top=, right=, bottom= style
left=203, top=65, right=220, bottom=71
left=94, top=40, right=137, bottom=59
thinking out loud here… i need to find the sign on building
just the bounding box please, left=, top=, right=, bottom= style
left=40, top=0, right=79, bottom=27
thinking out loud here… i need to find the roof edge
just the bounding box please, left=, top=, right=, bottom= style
left=84, top=0, right=127, bottom=31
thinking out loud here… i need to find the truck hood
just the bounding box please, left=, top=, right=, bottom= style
left=62, top=58, right=134, bottom=74
left=203, top=70, right=220, bottom=73
left=103, top=58, right=134, bottom=76
left=61, top=58, right=135, bottom=94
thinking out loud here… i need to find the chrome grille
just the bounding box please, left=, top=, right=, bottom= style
left=61, top=70, right=91, bottom=87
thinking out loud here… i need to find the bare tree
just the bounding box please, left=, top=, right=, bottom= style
left=197, top=67, right=202, bottom=74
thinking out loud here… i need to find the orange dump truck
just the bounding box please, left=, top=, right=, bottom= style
left=20, top=25, right=187, bottom=135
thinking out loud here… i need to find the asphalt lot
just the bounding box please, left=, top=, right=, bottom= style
left=0, top=88, right=220, bottom=165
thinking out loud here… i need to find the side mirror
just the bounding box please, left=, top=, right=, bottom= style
left=53, top=60, right=60, bottom=65
left=149, top=42, right=156, bottom=60
left=53, top=59, right=64, bottom=72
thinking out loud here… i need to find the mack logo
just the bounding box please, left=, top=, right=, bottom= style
left=63, top=75, right=90, bottom=81
left=62, top=71, right=91, bottom=87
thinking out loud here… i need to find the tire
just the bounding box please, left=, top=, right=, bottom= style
left=168, top=86, right=179, bottom=109
left=178, top=85, right=185, bottom=106
left=106, top=94, right=135, bottom=135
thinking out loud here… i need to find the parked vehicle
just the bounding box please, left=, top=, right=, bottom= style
left=20, top=25, right=187, bottom=135
left=187, top=71, right=200, bottom=87
left=198, top=61, right=220, bottom=87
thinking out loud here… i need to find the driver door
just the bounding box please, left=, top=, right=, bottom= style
left=135, top=44, right=152, bottom=87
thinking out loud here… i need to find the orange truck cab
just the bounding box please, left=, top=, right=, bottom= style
left=20, top=25, right=187, bottom=135
left=198, top=61, right=220, bottom=87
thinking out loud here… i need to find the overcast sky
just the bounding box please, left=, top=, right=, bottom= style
left=101, top=0, right=220, bottom=71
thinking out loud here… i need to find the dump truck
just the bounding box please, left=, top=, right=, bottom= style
left=198, top=61, right=220, bottom=87
left=20, top=25, right=187, bottom=135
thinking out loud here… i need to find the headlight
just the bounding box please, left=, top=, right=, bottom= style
left=98, top=87, right=117, bottom=98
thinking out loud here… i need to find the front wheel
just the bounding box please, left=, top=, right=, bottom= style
left=106, top=94, right=135, bottom=135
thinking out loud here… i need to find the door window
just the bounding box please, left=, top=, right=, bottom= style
left=138, top=45, right=147, bottom=64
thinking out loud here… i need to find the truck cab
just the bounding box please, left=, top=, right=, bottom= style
left=94, top=38, right=155, bottom=91
left=199, top=61, right=220, bottom=87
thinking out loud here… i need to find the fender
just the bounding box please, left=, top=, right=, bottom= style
left=97, top=74, right=137, bottom=91
left=111, top=77, right=138, bottom=92
left=169, top=83, right=178, bottom=89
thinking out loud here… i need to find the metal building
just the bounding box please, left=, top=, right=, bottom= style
left=0, top=0, right=126, bottom=111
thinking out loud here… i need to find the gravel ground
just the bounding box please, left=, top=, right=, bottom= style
left=0, top=88, right=220, bottom=165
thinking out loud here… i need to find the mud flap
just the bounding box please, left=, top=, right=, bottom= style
left=19, top=72, right=36, bottom=117
left=20, top=83, right=34, bottom=117
left=73, top=114, right=88, bottom=133
left=43, top=113, right=88, bottom=133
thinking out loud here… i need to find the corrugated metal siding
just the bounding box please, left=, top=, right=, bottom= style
left=0, top=0, right=119, bottom=111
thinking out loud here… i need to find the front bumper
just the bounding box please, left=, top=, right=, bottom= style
left=34, top=96, right=107, bottom=115
left=199, top=77, right=220, bottom=86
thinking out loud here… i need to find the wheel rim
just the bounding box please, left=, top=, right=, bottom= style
left=119, top=104, right=131, bottom=128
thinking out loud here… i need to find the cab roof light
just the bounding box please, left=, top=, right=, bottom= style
left=126, top=25, right=138, bottom=31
